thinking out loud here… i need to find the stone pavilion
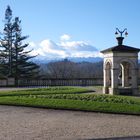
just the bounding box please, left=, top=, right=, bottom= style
left=101, top=28, right=140, bottom=95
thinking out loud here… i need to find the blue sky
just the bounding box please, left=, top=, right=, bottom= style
left=0, top=0, right=140, bottom=59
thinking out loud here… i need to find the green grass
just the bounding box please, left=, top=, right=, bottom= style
left=0, top=86, right=140, bottom=115
left=28, top=94, right=136, bottom=105
left=0, top=87, right=93, bottom=96
left=0, top=97, right=140, bottom=115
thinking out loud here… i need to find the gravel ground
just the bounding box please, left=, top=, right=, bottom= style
left=0, top=106, right=140, bottom=140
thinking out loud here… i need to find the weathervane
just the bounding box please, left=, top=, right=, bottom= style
left=115, top=28, right=128, bottom=37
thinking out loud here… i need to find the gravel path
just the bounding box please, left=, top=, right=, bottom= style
left=0, top=106, right=140, bottom=140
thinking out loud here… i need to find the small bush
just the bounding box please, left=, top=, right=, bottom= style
left=25, top=94, right=136, bottom=105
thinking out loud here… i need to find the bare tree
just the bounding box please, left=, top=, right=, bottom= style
left=39, top=59, right=103, bottom=79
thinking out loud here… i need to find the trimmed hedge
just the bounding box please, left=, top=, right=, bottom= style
left=25, top=94, right=137, bottom=105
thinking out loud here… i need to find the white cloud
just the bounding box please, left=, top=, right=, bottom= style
left=60, top=41, right=98, bottom=51
left=60, top=34, right=71, bottom=41
left=30, top=34, right=100, bottom=59
left=70, top=51, right=102, bottom=58
left=31, top=39, right=68, bottom=59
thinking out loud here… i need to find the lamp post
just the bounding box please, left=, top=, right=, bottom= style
left=115, top=28, right=128, bottom=37
left=115, top=28, right=128, bottom=45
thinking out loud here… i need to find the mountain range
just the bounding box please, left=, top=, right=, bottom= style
left=33, top=57, right=103, bottom=64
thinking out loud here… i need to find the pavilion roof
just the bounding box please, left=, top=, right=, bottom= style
left=101, top=45, right=140, bottom=53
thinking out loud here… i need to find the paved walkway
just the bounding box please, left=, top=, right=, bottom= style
left=0, top=106, right=140, bottom=140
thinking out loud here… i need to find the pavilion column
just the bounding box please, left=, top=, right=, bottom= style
left=131, top=68, right=138, bottom=88
left=110, top=68, right=119, bottom=95
left=106, top=69, right=111, bottom=87
left=122, top=65, right=129, bottom=87
left=103, top=69, right=108, bottom=94
left=131, top=68, right=139, bottom=95
left=103, top=69, right=107, bottom=87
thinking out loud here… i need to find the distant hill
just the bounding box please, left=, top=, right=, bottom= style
left=68, top=57, right=103, bottom=63
left=33, top=57, right=103, bottom=64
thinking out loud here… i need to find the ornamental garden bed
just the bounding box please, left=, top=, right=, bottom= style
left=0, top=87, right=140, bottom=115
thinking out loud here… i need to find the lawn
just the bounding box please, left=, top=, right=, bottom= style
left=0, top=86, right=140, bottom=115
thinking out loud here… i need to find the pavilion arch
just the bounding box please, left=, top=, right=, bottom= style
left=116, top=59, right=136, bottom=88
left=104, top=59, right=112, bottom=69
left=119, top=61, right=132, bottom=87
left=105, top=61, right=112, bottom=87
left=116, top=58, right=136, bottom=70
left=103, top=60, right=112, bottom=94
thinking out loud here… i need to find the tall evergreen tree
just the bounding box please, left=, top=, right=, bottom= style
left=12, top=17, right=39, bottom=84
left=0, top=6, right=39, bottom=85
left=0, top=5, right=13, bottom=76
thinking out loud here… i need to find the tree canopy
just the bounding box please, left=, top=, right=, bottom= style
left=0, top=5, right=40, bottom=85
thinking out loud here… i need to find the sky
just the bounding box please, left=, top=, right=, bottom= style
left=0, top=0, right=140, bottom=59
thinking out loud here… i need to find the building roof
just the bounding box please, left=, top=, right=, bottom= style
left=101, top=45, right=140, bottom=53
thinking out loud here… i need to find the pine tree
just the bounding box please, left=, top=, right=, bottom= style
left=12, top=17, right=39, bottom=85
left=0, top=5, right=13, bottom=77
left=0, top=6, right=40, bottom=86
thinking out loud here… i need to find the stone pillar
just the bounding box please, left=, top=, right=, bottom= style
left=122, top=65, right=129, bottom=87
left=103, top=69, right=108, bottom=94
left=109, top=68, right=119, bottom=95
left=131, top=68, right=139, bottom=95
left=103, top=61, right=111, bottom=94
left=122, top=66, right=125, bottom=87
